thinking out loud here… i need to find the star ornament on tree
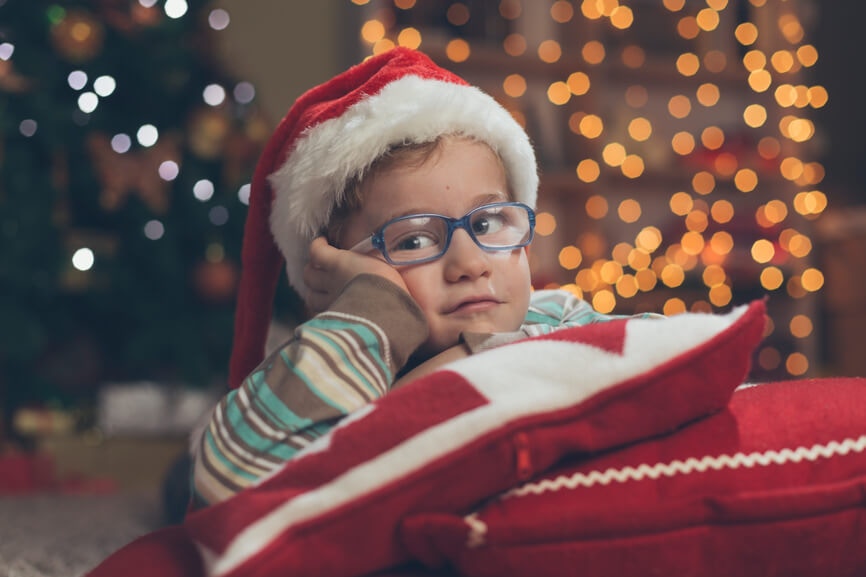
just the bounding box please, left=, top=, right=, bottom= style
left=87, top=132, right=179, bottom=214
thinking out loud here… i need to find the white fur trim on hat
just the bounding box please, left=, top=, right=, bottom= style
left=268, top=74, right=538, bottom=300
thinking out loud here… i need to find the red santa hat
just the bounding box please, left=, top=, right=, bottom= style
left=230, top=46, right=538, bottom=388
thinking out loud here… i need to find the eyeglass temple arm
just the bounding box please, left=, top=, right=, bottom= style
left=348, top=236, right=375, bottom=254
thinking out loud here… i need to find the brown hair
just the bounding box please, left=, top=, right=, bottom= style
left=326, top=135, right=509, bottom=247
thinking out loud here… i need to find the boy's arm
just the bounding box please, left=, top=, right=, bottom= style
left=191, top=274, right=428, bottom=507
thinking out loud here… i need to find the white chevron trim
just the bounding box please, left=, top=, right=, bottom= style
left=503, top=435, right=866, bottom=499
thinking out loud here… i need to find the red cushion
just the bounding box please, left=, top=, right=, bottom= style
left=179, top=301, right=765, bottom=577
left=85, top=526, right=203, bottom=577
left=401, top=377, right=866, bottom=577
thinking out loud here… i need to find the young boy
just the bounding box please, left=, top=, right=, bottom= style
left=191, top=48, right=646, bottom=507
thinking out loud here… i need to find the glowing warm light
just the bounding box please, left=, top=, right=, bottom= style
left=709, top=284, right=732, bottom=307
left=711, top=200, right=735, bottom=223
left=696, top=83, right=720, bottom=107
left=538, top=40, right=563, bottom=63
left=575, top=268, right=599, bottom=292
left=786, top=118, right=815, bottom=142
left=567, top=71, right=591, bottom=95
left=580, top=0, right=603, bottom=19
left=696, top=8, right=720, bottom=31
left=503, top=74, right=526, bottom=97
left=676, top=53, right=700, bottom=76
left=610, top=5, right=634, bottom=29
left=628, top=248, right=651, bottom=271
left=779, top=13, right=805, bottom=44
left=618, top=199, right=642, bottom=223
left=751, top=239, right=775, bottom=263
left=790, top=315, right=813, bottom=338
left=670, top=192, right=693, bottom=216
left=663, top=298, right=687, bottom=315
left=685, top=210, right=709, bottom=233
left=703, top=264, right=726, bottom=287
left=372, top=38, right=396, bottom=54
left=692, top=171, right=716, bottom=195
left=774, top=84, right=797, bottom=107
left=592, top=290, right=616, bottom=314
left=800, top=268, right=824, bottom=292
left=558, top=246, right=583, bottom=270
left=701, top=126, right=725, bottom=150
left=710, top=231, right=734, bottom=255
left=793, top=190, right=828, bottom=216
left=734, top=168, right=758, bottom=192
left=612, top=242, right=632, bottom=265
left=661, top=264, right=685, bottom=288
left=743, top=50, right=767, bottom=71
left=671, top=131, right=696, bottom=155
left=744, top=103, right=767, bottom=127
left=396, top=27, right=421, bottom=48
left=535, top=212, right=556, bottom=236
left=600, top=260, right=624, bottom=284
left=582, top=40, right=606, bottom=64
left=616, top=274, right=639, bottom=298
left=663, top=0, right=686, bottom=11
left=578, top=114, right=603, bottom=138
left=771, top=50, right=795, bottom=73
left=681, top=231, right=705, bottom=255
left=677, top=16, right=699, bottom=39
left=602, top=142, right=627, bottom=166
left=577, top=160, right=602, bottom=184
left=761, top=266, right=784, bottom=290
left=503, top=33, right=527, bottom=56
left=636, top=227, right=663, bottom=252
left=621, top=155, right=645, bottom=178
left=786, top=353, right=808, bottom=376
left=551, top=0, right=574, bottom=23
left=445, top=38, right=471, bottom=62
left=748, top=69, right=773, bottom=92
left=668, top=95, right=691, bottom=118
left=547, top=81, right=571, bottom=105
left=394, top=0, right=416, bottom=8
left=361, top=19, right=386, bottom=43
left=735, top=22, right=758, bottom=45
left=627, top=118, right=652, bottom=142
left=797, top=44, right=819, bottom=67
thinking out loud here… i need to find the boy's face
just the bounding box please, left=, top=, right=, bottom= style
left=340, top=138, right=532, bottom=357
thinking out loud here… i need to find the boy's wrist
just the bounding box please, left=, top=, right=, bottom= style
left=328, top=274, right=429, bottom=371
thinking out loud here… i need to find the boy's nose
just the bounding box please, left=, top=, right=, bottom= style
left=442, top=229, right=492, bottom=282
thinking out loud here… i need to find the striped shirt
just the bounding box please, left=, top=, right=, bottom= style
left=191, top=275, right=650, bottom=507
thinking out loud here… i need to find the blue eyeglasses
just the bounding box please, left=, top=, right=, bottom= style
left=349, top=202, right=535, bottom=266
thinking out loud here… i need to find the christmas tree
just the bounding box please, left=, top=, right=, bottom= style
left=0, top=0, right=280, bottom=435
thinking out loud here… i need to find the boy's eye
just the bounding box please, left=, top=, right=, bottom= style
left=390, top=232, right=439, bottom=253
left=471, top=212, right=507, bottom=236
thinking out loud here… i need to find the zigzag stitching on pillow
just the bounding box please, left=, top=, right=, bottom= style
left=501, top=434, right=866, bottom=499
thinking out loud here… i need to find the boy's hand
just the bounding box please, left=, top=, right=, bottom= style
left=303, top=236, right=408, bottom=313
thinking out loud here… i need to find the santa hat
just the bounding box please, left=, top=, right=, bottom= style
left=229, top=47, right=538, bottom=388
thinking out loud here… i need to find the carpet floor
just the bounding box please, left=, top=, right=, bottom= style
left=0, top=493, right=163, bottom=577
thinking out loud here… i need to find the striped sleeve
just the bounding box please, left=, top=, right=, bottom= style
left=192, top=275, right=428, bottom=507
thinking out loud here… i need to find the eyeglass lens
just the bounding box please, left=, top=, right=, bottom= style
left=382, top=204, right=532, bottom=264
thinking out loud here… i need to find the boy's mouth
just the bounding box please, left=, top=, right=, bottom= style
left=446, top=296, right=501, bottom=314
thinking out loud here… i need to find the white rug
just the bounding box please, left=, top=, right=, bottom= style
left=0, top=493, right=162, bottom=577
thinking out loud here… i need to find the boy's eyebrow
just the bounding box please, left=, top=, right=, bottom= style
left=382, top=191, right=511, bottom=221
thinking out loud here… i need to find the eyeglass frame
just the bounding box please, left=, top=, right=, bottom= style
left=348, top=201, right=536, bottom=266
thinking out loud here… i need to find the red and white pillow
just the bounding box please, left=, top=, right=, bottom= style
left=180, top=300, right=766, bottom=577
left=401, top=377, right=866, bottom=577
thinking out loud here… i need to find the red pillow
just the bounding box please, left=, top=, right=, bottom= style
left=179, top=300, right=765, bottom=577
left=402, top=377, right=866, bottom=577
